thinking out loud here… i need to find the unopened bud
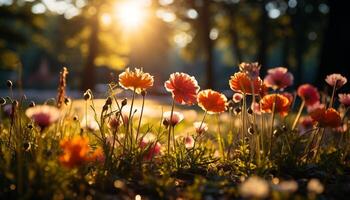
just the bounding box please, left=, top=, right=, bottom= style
left=83, top=91, right=91, bottom=100
left=121, top=98, right=127, bottom=106
left=141, top=90, right=147, bottom=97
left=6, top=80, right=13, bottom=88
left=106, top=97, right=113, bottom=105
left=29, top=101, right=35, bottom=107
left=0, top=97, right=5, bottom=105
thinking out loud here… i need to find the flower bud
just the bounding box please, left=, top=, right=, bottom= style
left=234, top=107, right=241, bottom=115
left=141, top=90, right=147, bottom=97
left=248, top=126, right=255, bottom=135
left=6, top=80, right=13, bottom=88
left=106, top=97, right=113, bottom=105
left=247, top=107, right=253, bottom=115
left=83, top=91, right=91, bottom=101
left=121, top=98, right=127, bottom=106
left=64, top=97, right=71, bottom=105
left=29, top=101, right=36, bottom=107
left=0, top=97, right=5, bottom=105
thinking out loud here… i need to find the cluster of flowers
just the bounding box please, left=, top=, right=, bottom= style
left=20, top=63, right=349, bottom=168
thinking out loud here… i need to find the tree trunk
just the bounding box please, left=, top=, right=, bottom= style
left=199, top=1, right=214, bottom=89
left=257, top=0, right=268, bottom=74
left=81, top=12, right=99, bottom=91
left=229, top=7, right=243, bottom=65
left=318, top=1, right=350, bottom=87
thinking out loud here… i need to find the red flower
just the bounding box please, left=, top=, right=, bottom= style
left=164, top=72, right=200, bottom=105
left=264, top=67, right=294, bottom=90
left=260, top=94, right=291, bottom=116
left=229, top=72, right=264, bottom=95
left=297, top=84, right=320, bottom=106
left=310, top=107, right=342, bottom=128
left=197, top=89, right=227, bottom=114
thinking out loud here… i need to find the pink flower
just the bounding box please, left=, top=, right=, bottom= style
left=164, top=72, right=200, bottom=105
left=107, top=116, right=121, bottom=131
left=193, top=121, right=208, bottom=135
left=184, top=136, right=195, bottom=149
left=297, top=84, right=320, bottom=106
left=163, top=111, right=184, bottom=126
left=306, top=102, right=325, bottom=113
left=239, top=62, right=261, bottom=78
left=251, top=102, right=262, bottom=115
left=339, top=93, right=350, bottom=107
left=325, top=73, right=347, bottom=89
left=232, top=93, right=243, bottom=103
left=299, top=116, right=315, bottom=133
left=25, top=105, right=60, bottom=129
left=264, top=67, right=294, bottom=90
left=139, top=134, right=161, bottom=160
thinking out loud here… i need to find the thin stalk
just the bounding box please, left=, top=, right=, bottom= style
left=216, top=115, right=224, bottom=160
left=136, top=93, right=146, bottom=143
left=269, top=94, right=277, bottom=155
left=328, top=80, right=338, bottom=108
left=128, top=88, right=136, bottom=149
left=313, top=128, right=326, bottom=162
left=167, top=99, right=175, bottom=155
left=291, top=100, right=305, bottom=131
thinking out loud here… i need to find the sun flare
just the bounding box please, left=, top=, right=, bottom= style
left=115, top=1, right=148, bottom=30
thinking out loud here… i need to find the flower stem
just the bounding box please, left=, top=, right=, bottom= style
left=167, top=99, right=175, bottom=155
left=128, top=88, right=136, bottom=150
left=328, top=80, right=338, bottom=108
left=269, top=94, right=277, bottom=155
left=291, top=100, right=305, bottom=131
left=136, top=92, right=146, bottom=143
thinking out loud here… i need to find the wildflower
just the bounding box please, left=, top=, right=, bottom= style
left=108, top=116, right=121, bottom=131
left=306, top=101, right=325, bottom=113
left=239, top=176, right=269, bottom=199
left=239, top=62, right=261, bottom=78
left=307, top=179, right=324, bottom=194
left=229, top=72, right=264, bottom=95
left=297, top=84, right=320, bottom=106
left=264, top=67, right=294, bottom=90
left=59, top=136, right=90, bottom=168
left=184, top=136, right=195, bottom=149
left=164, top=72, right=200, bottom=105
left=197, top=89, right=227, bottom=114
left=310, top=107, right=342, bottom=128
left=232, top=93, right=243, bottom=103
left=281, top=92, right=294, bottom=104
left=163, top=111, right=184, bottom=126
left=325, top=73, right=347, bottom=89
left=139, top=134, right=161, bottom=160
left=260, top=94, right=291, bottom=116
left=339, top=93, right=350, bottom=107
left=80, top=115, right=99, bottom=131
left=89, top=147, right=105, bottom=163
left=119, top=68, right=154, bottom=94
left=251, top=102, right=262, bottom=115
left=299, top=116, right=315, bottom=133
left=193, top=121, right=208, bottom=135
left=25, top=105, right=60, bottom=129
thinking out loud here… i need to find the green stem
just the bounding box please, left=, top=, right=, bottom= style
left=269, top=94, right=277, bottom=155
left=167, top=99, right=175, bottom=155
left=328, top=80, right=337, bottom=108
left=128, top=88, right=136, bottom=150
left=136, top=93, right=146, bottom=143
left=291, top=100, right=305, bottom=131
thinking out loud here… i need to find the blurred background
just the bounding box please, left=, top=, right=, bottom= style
left=0, top=0, right=349, bottom=98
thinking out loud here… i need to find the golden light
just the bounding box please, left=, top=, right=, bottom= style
left=101, top=13, right=112, bottom=26
left=115, top=1, right=148, bottom=30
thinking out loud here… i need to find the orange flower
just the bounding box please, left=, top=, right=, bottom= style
left=260, top=94, right=291, bottom=116
left=119, top=68, right=154, bottom=94
left=59, top=136, right=90, bottom=168
left=310, top=107, right=341, bottom=128
left=229, top=72, right=263, bottom=95
left=197, top=89, right=227, bottom=114
left=164, top=72, right=200, bottom=105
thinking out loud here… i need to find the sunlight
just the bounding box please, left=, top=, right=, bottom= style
left=115, top=1, right=148, bottom=30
